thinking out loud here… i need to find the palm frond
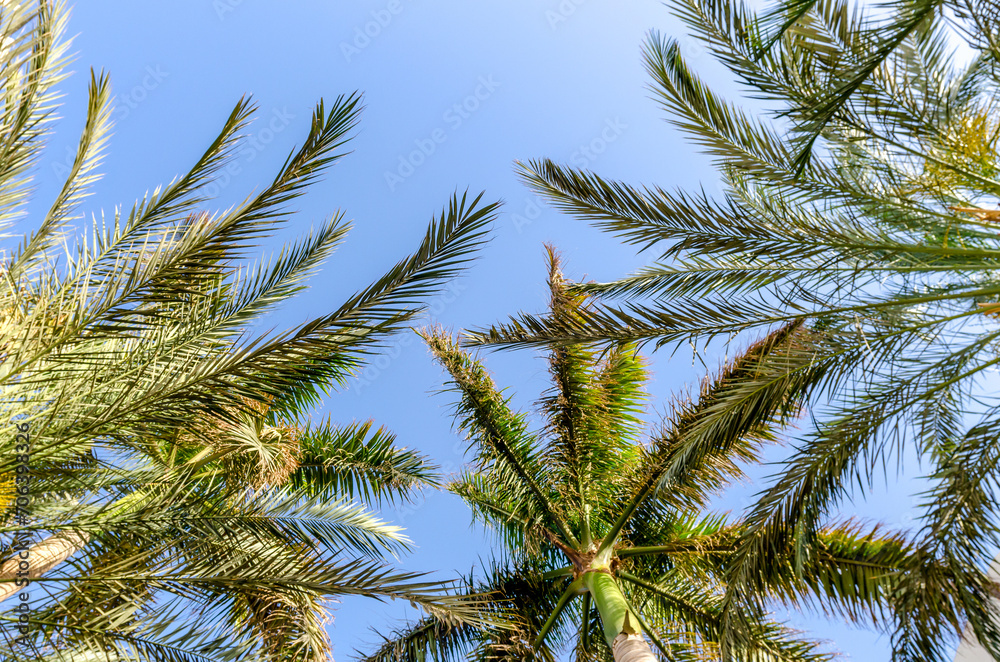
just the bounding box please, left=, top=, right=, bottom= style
left=288, top=418, right=439, bottom=506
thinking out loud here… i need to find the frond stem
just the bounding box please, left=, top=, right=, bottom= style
left=532, top=576, right=582, bottom=649
left=541, top=566, right=574, bottom=580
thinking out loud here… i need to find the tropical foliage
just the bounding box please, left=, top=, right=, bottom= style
left=363, top=251, right=942, bottom=661
left=0, top=1, right=500, bottom=660
left=466, top=0, right=1000, bottom=658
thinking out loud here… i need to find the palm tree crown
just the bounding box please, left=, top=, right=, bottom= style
left=366, top=250, right=929, bottom=662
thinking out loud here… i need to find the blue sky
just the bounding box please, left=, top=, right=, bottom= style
left=32, top=1, right=934, bottom=659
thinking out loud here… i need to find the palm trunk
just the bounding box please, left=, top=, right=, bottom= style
left=954, top=554, right=1000, bottom=661
left=583, top=571, right=657, bottom=662
left=0, top=531, right=89, bottom=603
left=0, top=489, right=157, bottom=604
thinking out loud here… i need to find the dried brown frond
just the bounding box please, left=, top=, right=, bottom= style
left=950, top=206, right=1000, bottom=221
left=180, top=395, right=302, bottom=489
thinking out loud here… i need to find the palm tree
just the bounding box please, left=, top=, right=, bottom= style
left=3, top=399, right=472, bottom=661
left=362, top=250, right=939, bottom=662
left=467, top=0, right=1000, bottom=658
left=0, top=1, right=500, bottom=659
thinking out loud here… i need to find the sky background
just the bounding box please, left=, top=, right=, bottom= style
left=26, top=1, right=941, bottom=660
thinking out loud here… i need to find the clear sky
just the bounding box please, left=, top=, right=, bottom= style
left=33, top=1, right=931, bottom=660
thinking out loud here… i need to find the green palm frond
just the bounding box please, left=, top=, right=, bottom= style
left=0, top=0, right=70, bottom=234
left=536, top=248, right=647, bottom=542
left=288, top=419, right=439, bottom=506
left=619, top=568, right=829, bottom=662
left=360, top=561, right=551, bottom=662
left=424, top=329, right=576, bottom=548
left=23, top=69, right=112, bottom=272
left=600, top=321, right=817, bottom=546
